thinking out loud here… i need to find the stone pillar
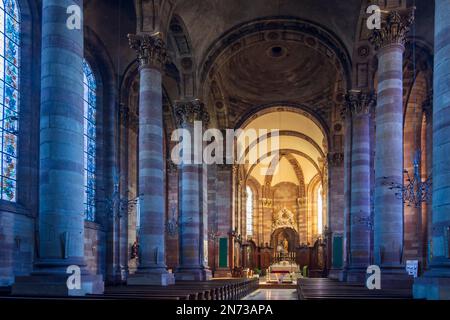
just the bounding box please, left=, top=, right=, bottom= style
left=327, top=152, right=345, bottom=281
left=345, top=91, right=376, bottom=282
left=414, top=0, right=450, bottom=300
left=422, top=95, right=433, bottom=268
left=126, top=33, right=174, bottom=286
left=341, top=104, right=352, bottom=281
left=175, top=100, right=212, bottom=281
left=12, top=0, right=104, bottom=296
left=370, top=10, right=414, bottom=283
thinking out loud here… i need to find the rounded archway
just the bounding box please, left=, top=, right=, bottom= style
left=271, top=227, right=299, bottom=254
left=234, top=106, right=329, bottom=260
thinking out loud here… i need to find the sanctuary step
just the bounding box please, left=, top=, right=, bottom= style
left=297, top=278, right=412, bottom=300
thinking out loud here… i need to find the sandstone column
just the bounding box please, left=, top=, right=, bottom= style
left=175, top=100, right=212, bottom=281
left=345, top=91, right=376, bottom=282
left=341, top=105, right=352, bottom=280
left=127, top=33, right=174, bottom=285
left=370, top=11, right=414, bottom=281
left=12, top=0, right=104, bottom=296
left=414, top=0, right=450, bottom=300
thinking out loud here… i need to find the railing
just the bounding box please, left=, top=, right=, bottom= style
left=272, top=252, right=296, bottom=263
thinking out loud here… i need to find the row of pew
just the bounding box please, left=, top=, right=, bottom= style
left=0, top=278, right=258, bottom=301
left=297, top=278, right=412, bottom=300
left=89, top=278, right=259, bottom=301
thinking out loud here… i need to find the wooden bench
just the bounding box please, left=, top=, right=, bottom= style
left=297, top=278, right=412, bottom=300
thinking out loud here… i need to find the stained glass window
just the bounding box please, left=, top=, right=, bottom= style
left=83, top=60, right=96, bottom=221
left=0, top=0, right=20, bottom=202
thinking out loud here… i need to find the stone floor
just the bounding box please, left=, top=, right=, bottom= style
left=242, top=289, right=298, bottom=300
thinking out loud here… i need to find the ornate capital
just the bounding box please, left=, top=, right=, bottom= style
left=369, top=9, right=415, bottom=51
left=344, top=90, right=377, bottom=117
left=174, top=100, right=210, bottom=127
left=128, top=33, right=167, bottom=69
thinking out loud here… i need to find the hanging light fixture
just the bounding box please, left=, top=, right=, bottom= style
left=387, top=150, right=432, bottom=208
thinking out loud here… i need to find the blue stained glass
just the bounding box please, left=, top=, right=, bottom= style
left=3, top=0, right=19, bottom=22
left=5, top=61, right=17, bottom=88
left=2, top=131, right=17, bottom=156
left=83, top=60, right=97, bottom=221
left=0, top=0, right=19, bottom=202
left=2, top=152, right=16, bottom=180
left=2, top=177, right=15, bottom=201
left=5, top=37, right=18, bottom=65
left=5, top=14, right=19, bottom=43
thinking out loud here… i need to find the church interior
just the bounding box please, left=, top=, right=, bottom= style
left=0, top=0, right=450, bottom=302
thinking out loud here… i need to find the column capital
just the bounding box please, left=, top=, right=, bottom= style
left=369, top=9, right=415, bottom=51
left=344, top=90, right=377, bottom=117
left=174, top=99, right=210, bottom=127
left=128, top=33, right=167, bottom=70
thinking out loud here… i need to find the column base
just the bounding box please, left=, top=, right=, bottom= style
left=346, top=267, right=368, bottom=284
left=413, top=267, right=450, bottom=300
left=176, top=267, right=212, bottom=281
left=379, top=266, right=414, bottom=290
left=12, top=274, right=104, bottom=296
left=127, top=270, right=175, bottom=286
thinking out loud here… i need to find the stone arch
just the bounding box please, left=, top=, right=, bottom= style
left=270, top=227, right=299, bottom=252
left=166, top=14, right=198, bottom=99
left=198, top=17, right=352, bottom=129
left=134, top=0, right=178, bottom=38
left=235, top=103, right=330, bottom=150
left=199, top=16, right=352, bottom=92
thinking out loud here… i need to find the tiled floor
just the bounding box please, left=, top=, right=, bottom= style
left=242, top=289, right=298, bottom=300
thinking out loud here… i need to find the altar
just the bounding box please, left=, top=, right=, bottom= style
left=266, top=260, right=300, bottom=284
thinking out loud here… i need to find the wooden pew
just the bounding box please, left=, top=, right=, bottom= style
left=297, top=278, right=412, bottom=300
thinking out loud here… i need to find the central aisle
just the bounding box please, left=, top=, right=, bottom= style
left=242, top=289, right=298, bottom=300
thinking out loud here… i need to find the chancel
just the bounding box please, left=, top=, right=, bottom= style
left=0, top=0, right=449, bottom=302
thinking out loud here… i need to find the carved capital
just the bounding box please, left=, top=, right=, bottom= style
left=369, top=9, right=415, bottom=51
left=344, top=90, right=377, bottom=117
left=174, top=100, right=210, bottom=127
left=128, top=33, right=167, bottom=70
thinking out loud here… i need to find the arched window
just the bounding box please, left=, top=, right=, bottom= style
left=0, top=0, right=20, bottom=202
left=246, top=186, right=253, bottom=237
left=317, top=185, right=323, bottom=235
left=83, top=60, right=97, bottom=221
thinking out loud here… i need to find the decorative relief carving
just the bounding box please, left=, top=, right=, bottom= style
left=174, top=100, right=210, bottom=127
left=260, top=198, right=273, bottom=208
left=272, top=207, right=296, bottom=231
left=369, top=9, right=415, bottom=51
left=344, top=90, right=377, bottom=117
left=128, top=33, right=168, bottom=69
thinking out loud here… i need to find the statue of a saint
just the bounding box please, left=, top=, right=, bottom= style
left=283, top=238, right=289, bottom=253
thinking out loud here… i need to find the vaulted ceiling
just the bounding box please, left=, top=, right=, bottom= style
left=242, top=108, right=326, bottom=188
